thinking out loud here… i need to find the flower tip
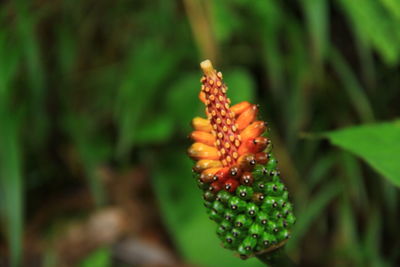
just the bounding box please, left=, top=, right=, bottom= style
left=200, top=59, right=215, bottom=76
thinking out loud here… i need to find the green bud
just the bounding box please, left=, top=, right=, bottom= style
left=249, top=223, right=264, bottom=238
left=216, top=190, right=231, bottom=203
left=277, top=229, right=290, bottom=241
left=204, top=200, right=213, bottom=209
left=242, top=236, right=257, bottom=251
left=256, top=211, right=269, bottom=225
left=252, top=165, right=268, bottom=180
left=285, top=213, right=296, bottom=226
left=223, top=233, right=237, bottom=248
left=260, top=232, right=277, bottom=247
left=234, top=214, right=252, bottom=229
left=246, top=202, right=259, bottom=217
left=216, top=225, right=226, bottom=236
left=271, top=210, right=283, bottom=220
left=203, top=191, right=216, bottom=201
left=212, top=200, right=226, bottom=214
left=238, top=244, right=251, bottom=256
left=220, top=220, right=233, bottom=231
left=261, top=196, right=278, bottom=212
left=228, top=196, right=246, bottom=212
left=236, top=185, right=254, bottom=200
left=254, top=181, right=266, bottom=192
left=197, top=178, right=208, bottom=190
left=231, top=228, right=244, bottom=238
left=264, top=182, right=284, bottom=196
left=266, top=156, right=278, bottom=171
left=267, top=220, right=279, bottom=233
left=208, top=209, right=222, bottom=222
left=223, top=210, right=236, bottom=221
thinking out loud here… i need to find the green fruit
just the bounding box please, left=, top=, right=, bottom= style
left=228, top=196, right=246, bottom=212
left=256, top=211, right=269, bottom=225
left=246, top=202, right=259, bottom=217
left=217, top=225, right=226, bottom=236
left=285, top=213, right=296, bottom=226
left=232, top=227, right=244, bottom=238
left=277, top=229, right=290, bottom=241
left=266, top=156, right=278, bottom=171
left=252, top=165, right=268, bottom=179
left=242, top=236, right=257, bottom=251
left=224, top=210, right=236, bottom=221
left=216, top=190, right=231, bottom=203
left=238, top=244, right=251, bottom=256
left=249, top=223, right=264, bottom=238
left=223, top=233, right=237, bottom=248
left=203, top=190, right=216, bottom=201
left=235, top=214, right=253, bottom=229
left=208, top=209, right=222, bottom=222
left=236, top=185, right=254, bottom=200
left=260, top=232, right=277, bottom=247
left=261, top=196, right=278, bottom=212
left=220, top=220, right=233, bottom=231
left=212, top=200, right=226, bottom=214
left=254, top=181, right=266, bottom=192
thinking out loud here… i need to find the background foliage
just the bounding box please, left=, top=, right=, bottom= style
left=0, top=0, right=399, bottom=266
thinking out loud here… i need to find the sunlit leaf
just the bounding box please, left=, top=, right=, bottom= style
left=323, top=120, right=400, bottom=187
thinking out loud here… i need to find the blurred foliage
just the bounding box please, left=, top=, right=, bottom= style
left=0, top=0, right=399, bottom=266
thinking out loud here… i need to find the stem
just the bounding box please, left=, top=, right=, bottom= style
left=256, top=246, right=296, bottom=267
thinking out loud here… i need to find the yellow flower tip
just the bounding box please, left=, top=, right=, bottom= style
left=200, top=59, right=216, bottom=76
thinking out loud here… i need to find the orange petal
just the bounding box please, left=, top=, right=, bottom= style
left=193, top=159, right=222, bottom=173
left=240, top=120, right=266, bottom=141
left=190, top=131, right=216, bottom=147
left=230, top=101, right=251, bottom=116
left=192, top=117, right=212, bottom=132
left=188, top=142, right=220, bottom=160
left=199, top=91, right=207, bottom=104
left=238, top=137, right=269, bottom=155
left=236, top=104, right=258, bottom=130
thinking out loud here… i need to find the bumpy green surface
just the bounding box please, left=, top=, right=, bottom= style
left=195, top=154, right=296, bottom=259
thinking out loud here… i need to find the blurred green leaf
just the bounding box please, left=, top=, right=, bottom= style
left=287, top=181, right=341, bottom=251
left=80, top=247, right=111, bottom=267
left=115, top=40, right=178, bottom=156
left=329, top=48, right=374, bottom=123
left=380, top=0, right=400, bottom=20
left=166, top=72, right=203, bottom=133
left=64, top=115, right=112, bottom=206
left=323, top=120, right=400, bottom=187
left=337, top=0, right=400, bottom=65
left=303, top=0, right=328, bottom=64
left=135, top=114, right=174, bottom=145
left=0, top=117, right=23, bottom=267
left=211, top=1, right=240, bottom=43
left=224, top=68, right=256, bottom=105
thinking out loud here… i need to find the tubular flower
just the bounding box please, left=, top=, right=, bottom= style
left=188, top=60, right=296, bottom=259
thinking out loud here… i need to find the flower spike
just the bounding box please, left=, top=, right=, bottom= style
left=188, top=60, right=296, bottom=259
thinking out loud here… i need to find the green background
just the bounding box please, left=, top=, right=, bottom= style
left=0, top=0, right=399, bottom=266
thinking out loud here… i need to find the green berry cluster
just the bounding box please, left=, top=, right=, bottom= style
left=196, top=154, right=296, bottom=259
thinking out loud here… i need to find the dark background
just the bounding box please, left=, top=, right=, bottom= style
left=0, top=0, right=399, bottom=266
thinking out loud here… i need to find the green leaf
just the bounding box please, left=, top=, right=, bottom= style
left=323, top=120, right=400, bottom=187
left=80, top=247, right=111, bottom=267
left=166, top=72, right=203, bottom=134
left=0, top=116, right=23, bottom=267
left=134, top=114, right=174, bottom=145
left=286, top=181, right=341, bottom=251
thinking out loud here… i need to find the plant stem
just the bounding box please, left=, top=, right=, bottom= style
left=256, top=247, right=296, bottom=267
